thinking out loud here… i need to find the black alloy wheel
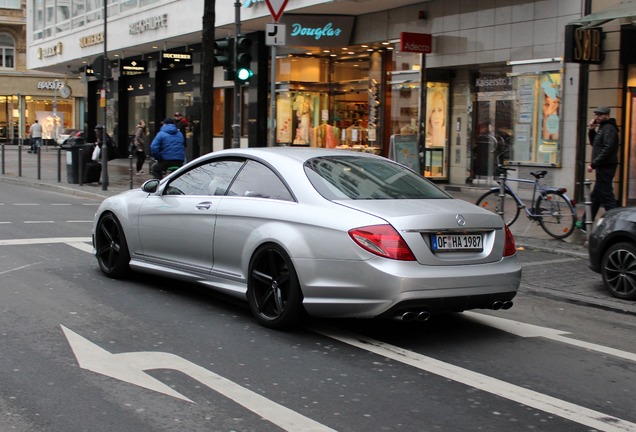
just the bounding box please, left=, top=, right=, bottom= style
left=601, top=242, right=636, bottom=300
left=95, top=213, right=131, bottom=279
left=247, top=244, right=303, bottom=329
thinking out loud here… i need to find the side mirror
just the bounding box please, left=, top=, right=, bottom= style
left=141, top=179, right=160, bottom=193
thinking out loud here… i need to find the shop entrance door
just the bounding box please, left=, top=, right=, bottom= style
left=471, top=98, right=513, bottom=182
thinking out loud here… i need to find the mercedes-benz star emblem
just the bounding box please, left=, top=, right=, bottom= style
left=456, top=214, right=466, bottom=226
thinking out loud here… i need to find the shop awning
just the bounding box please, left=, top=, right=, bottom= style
left=568, top=1, right=636, bottom=28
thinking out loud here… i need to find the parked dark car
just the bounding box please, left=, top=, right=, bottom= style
left=588, top=206, right=636, bottom=300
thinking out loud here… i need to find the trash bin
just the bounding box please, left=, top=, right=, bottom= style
left=66, top=143, right=95, bottom=184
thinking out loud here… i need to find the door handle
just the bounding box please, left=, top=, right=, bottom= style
left=196, top=202, right=212, bottom=210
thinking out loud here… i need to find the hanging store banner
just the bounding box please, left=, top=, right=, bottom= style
left=120, top=59, right=148, bottom=76
left=279, top=15, right=354, bottom=47
left=564, top=25, right=603, bottom=64
left=400, top=32, right=432, bottom=54
left=160, top=51, right=192, bottom=68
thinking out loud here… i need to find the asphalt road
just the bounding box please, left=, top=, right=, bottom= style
left=2, top=182, right=635, bottom=432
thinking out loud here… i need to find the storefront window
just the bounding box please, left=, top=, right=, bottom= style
left=0, top=96, right=17, bottom=143
left=166, top=91, right=193, bottom=138
left=274, top=56, right=373, bottom=150
left=511, top=71, right=562, bottom=165
left=25, top=97, right=73, bottom=140
left=128, top=95, right=150, bottom=135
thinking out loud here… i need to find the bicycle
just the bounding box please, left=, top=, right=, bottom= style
left=475, top=165, right=577, bottom=240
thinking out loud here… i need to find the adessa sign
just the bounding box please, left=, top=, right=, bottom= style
left=279, top=15, right=354, bottom=47
left=400, top=32, right=432, bottom=54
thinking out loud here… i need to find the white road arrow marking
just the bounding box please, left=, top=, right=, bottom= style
left=62, top=326, right=337, bottom=432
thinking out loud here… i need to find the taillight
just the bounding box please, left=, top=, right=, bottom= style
left=348, top=224, right=416, bottom=261
left=503, top=224, right=517, bottom=257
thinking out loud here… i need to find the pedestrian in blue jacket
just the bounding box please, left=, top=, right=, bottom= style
left=150, top=118, right=185, bottom=179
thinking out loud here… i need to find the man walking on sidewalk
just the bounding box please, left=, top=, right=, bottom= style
left=29, top=120, right=43, bottom=154
left=587, top=106, right=619, bottom=220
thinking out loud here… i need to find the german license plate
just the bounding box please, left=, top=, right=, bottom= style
left=430, top=234, right=483, bottom=252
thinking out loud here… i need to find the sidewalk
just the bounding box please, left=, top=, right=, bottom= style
left=2, top=143, right=633, bottom=315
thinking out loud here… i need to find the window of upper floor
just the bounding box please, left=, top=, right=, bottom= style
left=0, top=33, right=15, bottom=70
left=0, top=0, right=21, bottom=9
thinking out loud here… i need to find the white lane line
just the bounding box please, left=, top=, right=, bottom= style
left=65, top=220, right=93, bottom=223
left=68, top=242, right=93, bottom=253
left=521, top=257, right=580, bottom=267
left=51, top=203, right=72, bottom=206
left=464, top=312, right=636, bottom=363
left=0, top=263, right=42, bottom=275
left=0, top=237, right=91, bottom=246
left=24, top=221, right=55, bottom=224
left=312, top=326, right=636, bottom=432
left=13, top=203, right=40, bottom=206
left=0, top=222, right=10, bottom=224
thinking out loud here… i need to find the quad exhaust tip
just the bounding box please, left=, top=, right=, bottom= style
left=491, top=300, right=514, bottom=310
left=395, top=311, right=431, bottom=322
left=394, top=301, right=512, bottom=321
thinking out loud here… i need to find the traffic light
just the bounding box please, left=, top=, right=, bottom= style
left=235, top=36, right=253, bottom=82
left=214, top=37, right=234, bottom=81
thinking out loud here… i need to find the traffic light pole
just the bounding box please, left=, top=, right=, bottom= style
left=100, top=0, right=109, bottom=190
left=232, top=0, right=241, bottom=148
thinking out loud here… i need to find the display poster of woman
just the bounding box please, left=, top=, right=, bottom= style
left=425, top=88, right=448, bottom=147
left=540, top=73, right=561, bottom=142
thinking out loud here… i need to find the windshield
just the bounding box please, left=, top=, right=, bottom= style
left=304, top=156, right=451, bottom=200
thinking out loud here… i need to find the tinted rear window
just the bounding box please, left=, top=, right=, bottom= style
left=304, top=156, right=450, bottom=200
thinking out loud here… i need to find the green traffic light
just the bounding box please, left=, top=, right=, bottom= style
left=237, top=67, right=253, bottom=81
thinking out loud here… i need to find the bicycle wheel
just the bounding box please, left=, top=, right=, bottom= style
left=475, top=190, right=520, bottom=226
left=535, top=192, right=576, bottom=239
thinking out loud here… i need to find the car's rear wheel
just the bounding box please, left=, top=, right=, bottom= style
left=95, top=213, right=130, bottom=279
left=247, top=244, right=303, bottom=329
left=601, top=242, right=636, bottom=300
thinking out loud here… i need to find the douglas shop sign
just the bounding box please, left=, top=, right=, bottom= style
left=279, top=15, right=354, bottom=47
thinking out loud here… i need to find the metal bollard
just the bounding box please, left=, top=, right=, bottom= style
left=498, top=169, right=506, bottom=220
left=1, top=143, right=4, bottom=175
left=37, top=149, right=42, bottom=180
left=18, top=143, right=22, bottom=177
left=584, top=179, right=593, bottom=239
left=79, top=147, right=84, bottom=186
left=129, top=154, right=134, bottom=189
left=57, top=147, right=62, bottom=183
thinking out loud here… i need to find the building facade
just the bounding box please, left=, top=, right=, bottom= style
left=25, top=0, right=636, bottom=205
left=1, top=0, right=84, bottom=146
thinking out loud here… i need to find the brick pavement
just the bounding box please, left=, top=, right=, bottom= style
left=1, top=143, right=634, bottom=314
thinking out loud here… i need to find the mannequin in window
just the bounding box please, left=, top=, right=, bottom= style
left=426, top=90, right=446, bottom=147
left=293, top=94, right=312, bottom=145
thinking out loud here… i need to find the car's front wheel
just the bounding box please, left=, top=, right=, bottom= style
left=95, top=213, right=130, bottom=279
left=601, top=242, right=636, bottom=300
left=247, top=244, right=304, bottom=329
